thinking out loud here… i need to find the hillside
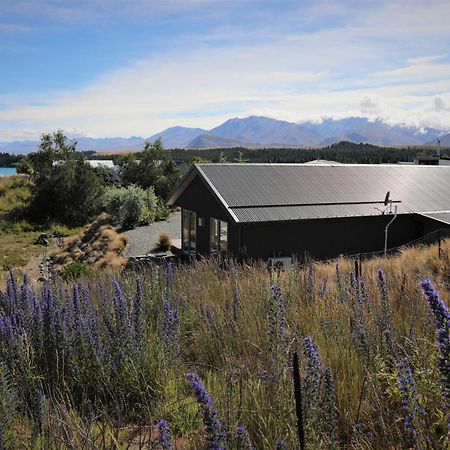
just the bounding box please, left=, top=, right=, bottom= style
left=187, top=132, right=252, bottom=149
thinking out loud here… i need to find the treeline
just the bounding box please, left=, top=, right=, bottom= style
left=168, top=141, right=441, bottom=164
left=0, top=153, right=21, bottom=167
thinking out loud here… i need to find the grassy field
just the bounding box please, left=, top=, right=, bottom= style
left=0, top=239, right=449, bottom=449
left=0, top=175, right=82, bottom=281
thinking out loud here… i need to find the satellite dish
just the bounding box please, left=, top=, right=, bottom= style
left=384, top=191, right=391, bottom=206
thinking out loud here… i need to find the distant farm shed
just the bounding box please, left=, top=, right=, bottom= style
left=167, top=164, right=450, bottom=261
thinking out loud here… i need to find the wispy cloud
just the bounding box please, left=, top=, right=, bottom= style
left=1, top=0, right=450, bottom=140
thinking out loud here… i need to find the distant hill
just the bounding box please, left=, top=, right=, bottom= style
left=187, top=133, right=252, bottom=149
left=300, top=117, right=439, bottom=146
left=208, top=116, right=322, bottom=147
left=2, top=115, right=449, bottom=154
left=148, top=126, right=206, bottom=148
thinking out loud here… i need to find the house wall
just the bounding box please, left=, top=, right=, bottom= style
left=239, top=214, right=437, bottom=260
left=173, top=174, right=450, bottom=260
left=174, top=175, right=239, bottom=256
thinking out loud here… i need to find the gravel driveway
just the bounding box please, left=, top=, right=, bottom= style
left=123, top=211, right=181, bottom=257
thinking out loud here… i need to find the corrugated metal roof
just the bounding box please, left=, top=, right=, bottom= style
left=173, top=164, right=450, bottom=223
left=419, top=212, right=450, bottom=225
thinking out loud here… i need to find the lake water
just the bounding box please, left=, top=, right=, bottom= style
left=0, top=167, right=16, bottom=175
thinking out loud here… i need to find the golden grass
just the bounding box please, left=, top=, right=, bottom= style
left=51, top=213, right=128, bottom=271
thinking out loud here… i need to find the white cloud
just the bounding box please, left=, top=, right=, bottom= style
left=1, top=0, right=450, bottom=140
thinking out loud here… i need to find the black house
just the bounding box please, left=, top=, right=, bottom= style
left=167, top=164, right=450, bottom=262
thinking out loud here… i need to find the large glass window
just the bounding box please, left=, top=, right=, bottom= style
left=182, top=209, right=196, bottom=254
left=210, top=218, right=228, bottom=255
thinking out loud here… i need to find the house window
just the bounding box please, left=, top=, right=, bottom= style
left=210, top=218, right=228, bottom=254
left=182, top=209, right=196, bottom=254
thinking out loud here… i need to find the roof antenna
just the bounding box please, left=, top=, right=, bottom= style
left=437, top=138, right=441, bottom=159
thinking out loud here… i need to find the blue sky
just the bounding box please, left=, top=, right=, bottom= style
left=1, top=0, right=450, bottom=141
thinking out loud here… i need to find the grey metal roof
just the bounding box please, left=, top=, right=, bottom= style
left=169, top=164, right=450, bottom=223
left=419, top=212, right=450, bottom=225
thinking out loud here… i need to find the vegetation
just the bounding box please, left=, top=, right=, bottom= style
left=102, top=184, right=168, bottom=229
left=119, top=138, right=180, bottom=199
left=50, top=213, right=128, bottom=273
left=25, top=131, right=104, bottom=225
left=0, top=240, right=449, bottom=448
left=0, top=153, right=21, bottom=168
left=158, top=231, right=171, bottom=251
left=169, top=141, right=443, bottom=164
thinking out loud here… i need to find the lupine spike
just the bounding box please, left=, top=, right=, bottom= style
left=420, top=279, right=450, bottom=424
left=158, top=419, right=174, bottom=450
left=186, top=371, right=227, bottom=449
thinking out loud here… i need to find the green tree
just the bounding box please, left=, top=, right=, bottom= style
left=28, top=130, right=105, bottom=225
left=119, top=138, right=180, bottom=198
left=16, top=156, right=34, bottom=175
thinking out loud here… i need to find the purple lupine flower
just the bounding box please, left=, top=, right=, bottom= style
left=335, top=263, right=346, bottom=302
left=162, top=298, right=180, bottom=364
left=33, top=388, right=45, bottom=434
left=232, top=285, right=239, bottom=321
left=319, top=276, right=328, bottom=298
left=307, top=263, right=315, bottom=303
left=376, top=268, right=392, bottom=332
left=420, top=280, right=450, bottom=419
left=235, top=424, right=254, bottom=450
left=166, top=262, right=174, bottom=292
left=186, top=371, right=227, bottom=449
left=275, top=438, right=288, bottom=450
left=133, top=278, right=144, bottom=346
left=158, top=419, right=174, bottom=450
left=202, top=304, right=213, bottom=325
left=321, top=367, right=339, bottom=447
left=358, top=278, right=368, bottom=305
left=397, top=356, right=427, bottom=446
left=268, top=284, right=288, bottom=381
left=303, top=336, right=322, bottom=414
left=113, top=279, right=130, bottom=335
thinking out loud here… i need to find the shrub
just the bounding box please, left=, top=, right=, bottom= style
left=59, top=261, right=92, bottom=281
left=102, top=185, right=159, bottom=229
left=158, top=232, right=171, bottom=251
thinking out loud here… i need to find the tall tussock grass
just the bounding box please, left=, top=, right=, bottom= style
left=0, top=240, right=449, bottom=449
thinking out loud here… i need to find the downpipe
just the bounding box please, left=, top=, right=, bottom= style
left=384, top=205, right=398, bottom=257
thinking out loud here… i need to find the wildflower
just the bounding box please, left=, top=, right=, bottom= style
left=162, top=298, right=180, bottom=364
left=166, top=262, right=173, bottom=293
left=158, top=419, right=173, bottom=450
left=275, top=438, right=288, bottom=450
left=133, top=278, right=144, bottom=345
left=303, top=336, right=322, bottom=414
left=268, top=284, right=288, bottom=381
left=335, top=263, right=346, bottom=302
left=319, top=276, right=328, bottom=298
left=377, top=268, right=392, bottom=332
left=32, top=388, right=45, bottom=435
left=186, top=371, right=227, bottom=449
left=306, top=263, right=315, bottom=303
left=232, top=285, right=239, bottom=321
left=397, top=356, right=427, bottom=446
left=321, top=368, right=339, bottom=447
left=235, top=424, right=254, bottom=450
left=420, top=280, right=450, bottom=417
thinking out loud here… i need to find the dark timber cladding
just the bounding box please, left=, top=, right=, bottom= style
left=167, top=163, right=450, bottom=260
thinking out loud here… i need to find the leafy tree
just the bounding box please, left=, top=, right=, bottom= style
left=28, top=130, right=105, bottom=225
left=16, top=156, right=34, bottom=175
left=234, top=151, right=249, bottom=163
left=119, top=138, right=180, bottom=198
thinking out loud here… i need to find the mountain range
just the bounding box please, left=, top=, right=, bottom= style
left=1, top=116, right=449, bottom=154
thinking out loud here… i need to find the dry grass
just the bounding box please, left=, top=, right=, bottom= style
left=157, top=231, right=171, bottom=251
left=50, top=213, right=128, bottom=271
